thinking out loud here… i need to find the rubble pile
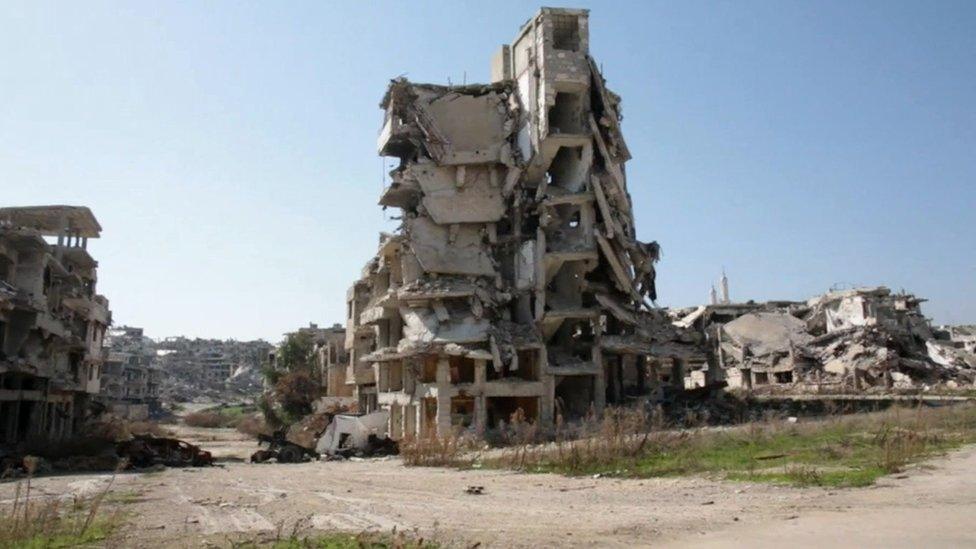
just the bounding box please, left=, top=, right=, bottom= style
left=154, top=335, right=273, bottom=405
left=676, top=286, right=976, bottom=393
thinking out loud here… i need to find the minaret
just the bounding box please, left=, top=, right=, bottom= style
left=710, top=285, right=718, bottom=305
left=720, top=269, right=730, bottom=304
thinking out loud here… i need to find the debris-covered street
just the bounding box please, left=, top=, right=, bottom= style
left=2, top=424, right=974, bottom=548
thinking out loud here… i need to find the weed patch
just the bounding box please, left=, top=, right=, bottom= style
left=461, top=403, right=976, bottom=488
left=0, top=461, right=125, bottom=548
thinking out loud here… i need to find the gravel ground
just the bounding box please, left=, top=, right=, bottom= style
left=2, top=426, right=973, bottom=548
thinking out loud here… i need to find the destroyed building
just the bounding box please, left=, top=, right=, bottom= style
left=100, top=326, right=161, bottom=420
left=0, top=206, right=111, bottom=444
left=674, top=286, right=976, bottom=392
left=155, top=335, right=272, bottom=402
left=267, top=322, right=350, bottom=396
left=342, top=8, right=700, bottom=438
left=944, top=325, right=976, bottom=354
left=311, top=324, right=351, bottom=396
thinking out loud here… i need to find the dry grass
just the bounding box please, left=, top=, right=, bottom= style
left=184, top=411, right=231, bottom=428
left=184, top=405, right=267, bottom=436
left=0, top=459, right=124, bottom=547
left=399, top=429, right=476, bottom=467
left=403, top=403, right=976, bottom=488
left=127, top=420, right=173, bottom=437
left=236, top=414, right=272, bottom=437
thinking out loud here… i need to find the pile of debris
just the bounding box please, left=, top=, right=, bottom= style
left=675, top=286, right=976, bottom=393
left=250, top=400, right=398, bottom=463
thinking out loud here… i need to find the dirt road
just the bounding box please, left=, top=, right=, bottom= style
left=2, top=427, right=974, bottom=547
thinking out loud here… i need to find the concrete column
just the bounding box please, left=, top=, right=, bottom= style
left=9, top=400, right=20, bottom=442
left=593, top=374, right=606, bottom=416
left=474, top=396, right=486, bottom=435
left=416, top=402, right=425, bottom=438
left=435, top=357, right=452, bottom=436
left=648, top=360, right=660, bottom=390
left=635, top=355, right=647, bottom=394
left=474, top=359, right=487, bottom=435
left=619, top=354, right=635, bottom=401
left=474, top=359, right=486, bottom=386
left=388, top=403, right=398, bottom=439
left=671, top=359, right=685, bottom=390
left=403, top=404, right=412, bottom=438
left=539, top=346, right=555, bottom=426
left=593, top=347, right=606, bottom=415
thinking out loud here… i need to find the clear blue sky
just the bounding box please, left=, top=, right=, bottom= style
left=2, top=1, right=974, bottom=341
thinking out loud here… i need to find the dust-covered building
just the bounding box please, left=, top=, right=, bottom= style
left=268, top=322, right=350, bottom=396
left=0, top=206, right=111, bottom=444
left=156, top=335, right=272, bottom=402
left=343, top=8, right=700, bottom=438
left=100, top=325, right=161, bottom=419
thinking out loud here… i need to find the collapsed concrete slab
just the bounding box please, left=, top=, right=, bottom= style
left=675, top=286, right=976, bottom=393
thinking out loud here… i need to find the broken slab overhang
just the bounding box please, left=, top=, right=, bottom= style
left=405, top=217, right=495, bottom=277
left=523, top=134, right=592, bottom=183
left=378, top=79, right=516, bottom=165
left=673, top=305, right=707, bottom=329
left=59, top=246, right=98, bottom=270
left=0, top=281, right=35, bottom=312
left=361, top=346, right=404, bottom=363
left=391, top=340, right=492, bottom=361
left=0, top=228, right=49, bottom=253
left=587, top=56, right=630, bottom=163
left=599, top=334, right=705, bottom=360
left=399, top=306, right=490, bottom=346
left=546, top=351, right=600, bottom=376
left=488, top=321, right=542, bottom=350
left=0, top=206, right=102, bottom=238
left=396, top=278, right=480, bottom=301
left=379, top=181, right=421, bottom=210
left=722, top=312, right=813, bottom=357
left=61, top=295, right=111, bottom=324
left=359, top=301, right=398, bottom=325
left=540, top=188, right=595, bottom=207
left=410, top=163, right=506, bottom=224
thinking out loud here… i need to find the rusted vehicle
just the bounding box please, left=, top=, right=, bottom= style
left=117, top=435, right=214, bottom=468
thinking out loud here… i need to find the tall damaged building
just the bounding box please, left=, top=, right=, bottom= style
left=343, top=8, right=699, bottom=438
left=0, top=206, right=111, bottom=444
